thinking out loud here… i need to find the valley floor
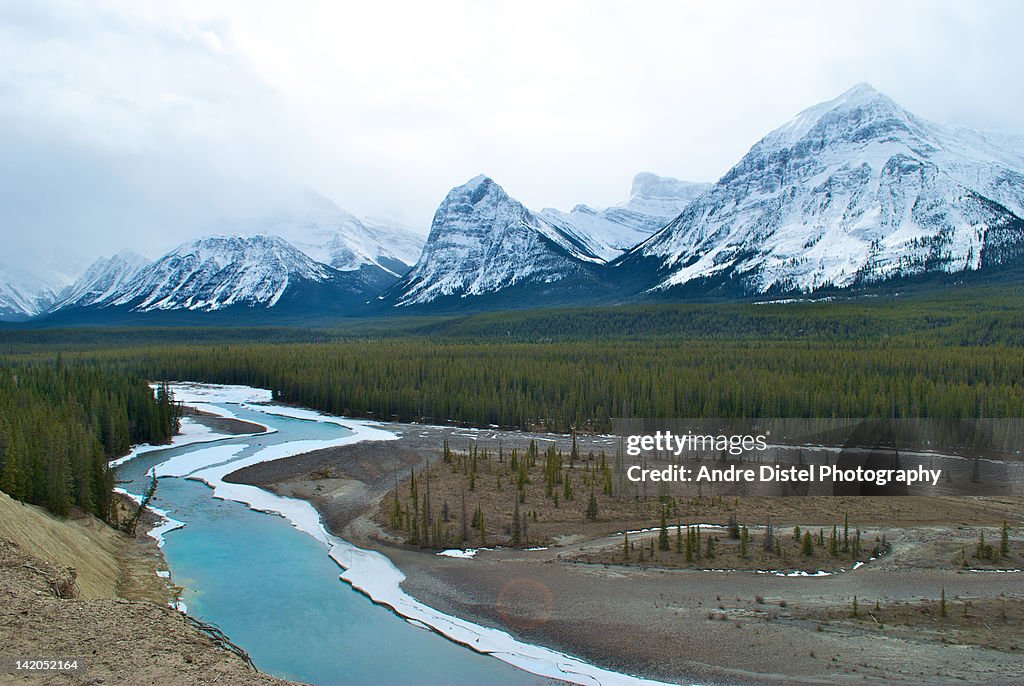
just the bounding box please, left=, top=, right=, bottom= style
left=228, top=422, right=1024, bottom=686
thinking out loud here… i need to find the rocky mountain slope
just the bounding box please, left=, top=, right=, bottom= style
left=393, top=175, right=604, bottom=307
left=51, top=235, right=386, bottom=315
left=619, top=83, right=1024, bottom=296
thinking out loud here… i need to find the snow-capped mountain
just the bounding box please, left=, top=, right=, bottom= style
left=0, top=274, right=55, bottom=320
left=621, top=83, right=1024, bottom=295
left=246, top=191, right=425, bottom=277
left=0, top=258, right=83, bottom=320
left=394, top=175, right=604, bottom=306
left=48, top=235, right=390, bottom=315
left=541, top=173, right=711, bottom=261
left=49, top=251, right=151, bottom=311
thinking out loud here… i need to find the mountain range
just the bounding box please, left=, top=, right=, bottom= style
left=6, top=83, right=1024, bottom=324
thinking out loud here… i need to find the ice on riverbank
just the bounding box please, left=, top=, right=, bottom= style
left=109, top=416, right=265, bottom=468
left=153, top=444, right=249, bottom=479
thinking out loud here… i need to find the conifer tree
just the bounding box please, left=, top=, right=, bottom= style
left=658, top=508, right=670, bottom=551
left=460, top=486, right=468, bottom=543
left=478, top=505, right=486, bottom=546
left=512, top=495, right=521, bottom=546
left=801, top=530, right=814, bottom=557
left=843, top=512, right=850, bottom=553
left=585, top=490, right=598, bottom=522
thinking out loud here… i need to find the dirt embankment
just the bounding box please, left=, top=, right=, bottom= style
left=0, top=532, right=292, bottom=686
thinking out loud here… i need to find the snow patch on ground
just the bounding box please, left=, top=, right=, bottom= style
left=437, top=549, right=479, bottom=559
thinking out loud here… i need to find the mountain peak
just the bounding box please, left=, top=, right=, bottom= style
left=463, top=173, right=492, bottom=188
left=394, top=176, right=603, bottom=306
left=630, top=172, right=710, bottom=201
left=448, top=175, right=503, bottom=207
left=760, top=83, right=913, bottom=151
left=835, top=81, right=880, bottom=101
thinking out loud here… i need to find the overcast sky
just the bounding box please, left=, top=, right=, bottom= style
left=3, top=0, right=1023, bottom=279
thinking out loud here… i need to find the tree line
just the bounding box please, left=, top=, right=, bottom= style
left=34, top=335, right=1024, bottom=434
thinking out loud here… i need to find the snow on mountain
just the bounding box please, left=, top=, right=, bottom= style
left=60, top=235, right=337, bottom=312
left=247, top=191, right=425, bottom=276
left=49, top=251, right=151, bottom=311
left=0, top=258, right=83, bottom=320
left=541, top=173, right=711, bottom=261
left=0, top=276, right=54, bottom=320
left=395, top=175, right=602, bottom=306
left=625, top=83, right=1024, bottom=294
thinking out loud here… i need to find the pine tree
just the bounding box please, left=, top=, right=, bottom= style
left=801, top=531, right=814, bottom=557
left=843, top=512, right=850, bottom=553
left=763, top=516, right=774, bottom=553
left=585, top=490, right=598, bottom=522
left=477, top=504, right=486, bottom=546
left=512, top=495, right=521, bottom=546
left=460, top=486, right=468, bottom=543
left=658, top=508, right=670, bottom=551
left=740, top=526, right=749, bottom=558
left=727, top=510, right=740, bottom=539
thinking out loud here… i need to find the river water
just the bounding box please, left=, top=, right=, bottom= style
left=116, top=401, right=541, bottom=686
